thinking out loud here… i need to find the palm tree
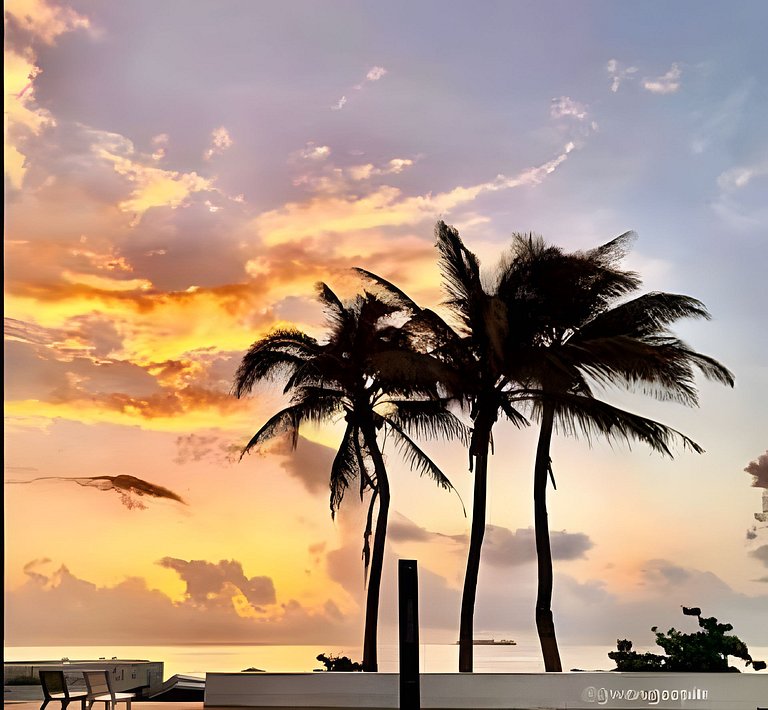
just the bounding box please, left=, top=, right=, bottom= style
left=497, top=233, right=735, bottom=671
left=361, top=223, right=733, bottom=673
left=232, top=283, right=465, bottom=671
left=358, top=222, right=531, bottom=672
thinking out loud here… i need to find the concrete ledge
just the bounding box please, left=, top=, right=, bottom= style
left=204, top=671, right=768, bottom=709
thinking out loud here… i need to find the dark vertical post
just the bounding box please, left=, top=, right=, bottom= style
left=398, top=559, right=420, bottom=709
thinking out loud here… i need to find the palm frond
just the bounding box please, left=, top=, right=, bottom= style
left=384, top=399, right=471, bottom=446
left=316, top=282, right=350, bottom=333
left=353, top=268, right=421, bottom=314
left=384, top=418, right=465, bottom=514
left=370, top=350, right=459, bottom=398
left=233, top=328, right=319, bottom=397
left=239, top=405, right=302, bottom=459
left=329, top=422, right=362, bottom=517
left=533, top=394, right=703, bottom=456
left=580, top=292, right=711, bottom=340
left=558, top=337, right=701, bottom=405
left=499, top=395, right=530, bottom=428
left=435, top=221, right=484, bottom=330
left=585, top=230, right=638, bottom=267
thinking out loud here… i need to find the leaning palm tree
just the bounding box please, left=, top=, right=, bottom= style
left=498, top=233, right=735, bottom=670
left=232, top=283, right=466, bottom=671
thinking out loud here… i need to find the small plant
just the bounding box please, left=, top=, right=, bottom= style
left=315, top=653, right=363, bottom=672
left=609, top=606, right=766, bottom=672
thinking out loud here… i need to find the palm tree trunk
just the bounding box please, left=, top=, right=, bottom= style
left=534, top=402, right=562, bottom=672
left=361, top=420, right=390, bottom=673
left=458, top=424, right=490, bottom=673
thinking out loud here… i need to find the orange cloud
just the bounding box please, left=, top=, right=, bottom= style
left=5, top=0, right=90, bottom=44
left=4, top=0, right=90, bottom=188
left=5, top=560, right=359, bottom=645
left=256, top=144, right=575, bottom=245
left=95, top=134, right=216, bottom=224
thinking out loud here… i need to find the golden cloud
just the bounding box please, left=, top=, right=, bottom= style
left=4, top=0, right=90, bottom=189
left=5, top=0, right=90, bottom=44
left=256, top=144, right=575, bottom=245
left=98, top=145, right=215, bottom=224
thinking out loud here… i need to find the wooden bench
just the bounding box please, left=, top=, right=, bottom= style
left=39, top=670, right=87, bottom=710
left=82, top=670, right=134, bottom=710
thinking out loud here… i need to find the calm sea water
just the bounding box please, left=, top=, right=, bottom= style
left=6, top=643, right=768, bottom=679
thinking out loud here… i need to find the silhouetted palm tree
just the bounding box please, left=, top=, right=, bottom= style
left=233, top=283, right=465, bottom=671
left=358, top=223, right=531, bottom=672
left=500, top=233, right=735, bottom=670
left=361, top=223, right=733, bottom=673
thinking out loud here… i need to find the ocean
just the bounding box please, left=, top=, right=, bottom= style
left=6, top=643, right=768, bottom=678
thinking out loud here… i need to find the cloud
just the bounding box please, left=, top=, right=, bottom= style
left=718, top=162, right=768, bottom=193
left=641, top=63, right=682, bottom=94
left=550, top=96, right=588, bottom=121
left=151, top=133, right=169, bottom=161
left=256, top=142, right=577, bottom=245
left=690, top=84, right=751, bottom=154
left=6, top=474, right=185, bottom=510
left=745, top=451, right=768, bottom=489
left=174, top=432, right=241, bottom=466
left=203, top=126, right=234, bottom=160
left=5, top=559, right=358, bottom=645
left=386, top=515, right=593, bottom=566
left=388, top=515, right=434, bottom=543
left=365, top=66, right=387, bottom=82
left=158, top=557, right=276, bottom=609
left=95, top=130, right=216, bottom=224
left=5, top=0, right=90, bottom=45
left=750, top=545, right=768, bottom=569
left=606, top=59, right=638, bottom=93
left=253, top=435, right=337, bottom=495
left=332, top=65, right=388, bottom=110
left=712, top=157, right=768, bottom=229
left=291, top=142, right=332, bottom=162
left=4, top=0, right=96, bottom=190
left=22, top=558, right=52, bottom=584
left=482, top=526, right=593, bottom=567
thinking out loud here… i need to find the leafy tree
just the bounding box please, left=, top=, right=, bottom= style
left=609, top=608, right=766, bottom=672
left=233, top=284, right=465, bottom=671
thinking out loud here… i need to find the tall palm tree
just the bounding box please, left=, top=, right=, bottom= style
left=358, top=222, right=531, bottom=672
left=232, top=283, right=466, bottom=671
left=361, top=222, right=733, bottom=673
left=497, top=233, right=735, bottom=670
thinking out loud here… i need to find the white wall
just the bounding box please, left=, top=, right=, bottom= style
left=204, top=671, right=768, bottom=709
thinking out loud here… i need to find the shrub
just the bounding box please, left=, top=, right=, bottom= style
left=609, top=606, right=765, bottom=672
left=315, top=653, right=363, bottom=672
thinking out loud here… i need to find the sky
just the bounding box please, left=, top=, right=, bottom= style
left=4, top=0, right=768, bottom=659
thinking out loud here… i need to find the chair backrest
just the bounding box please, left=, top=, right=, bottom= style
left=83, top=670, right=113, bottom=699
left=39, top=671, right=68, bottom=699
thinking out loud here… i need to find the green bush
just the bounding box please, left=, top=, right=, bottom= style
left=609, top=607, right=766, bottom=672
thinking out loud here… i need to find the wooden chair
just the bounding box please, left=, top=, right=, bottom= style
left=82, top=670, right=134, bottom=710
left=39, top=670, right=87, bottom=710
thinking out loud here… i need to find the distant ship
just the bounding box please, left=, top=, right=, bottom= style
left=455, top=639, right=516, bottom=646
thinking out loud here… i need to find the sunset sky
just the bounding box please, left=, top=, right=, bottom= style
left=4, top=0, right=768, bottom=656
